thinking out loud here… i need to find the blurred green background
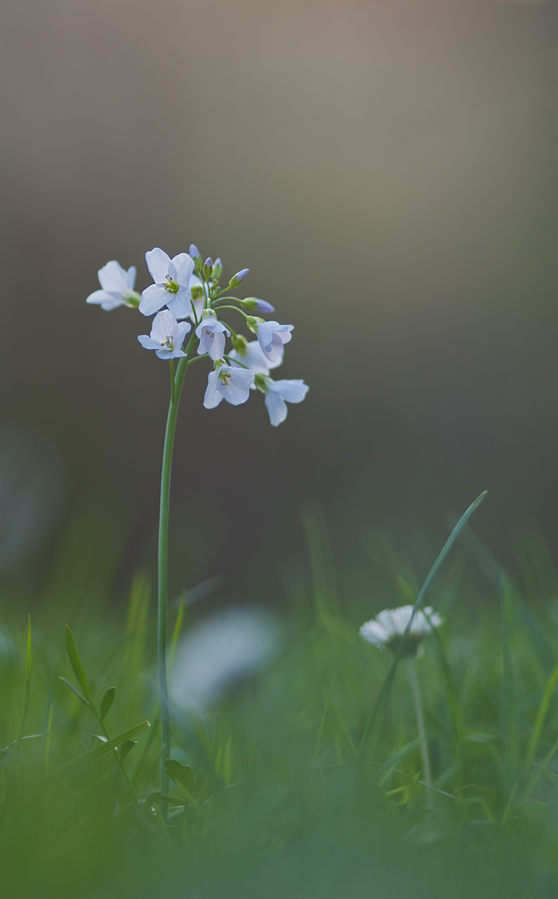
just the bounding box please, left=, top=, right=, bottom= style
left=1, top=0, right=557, bottom=597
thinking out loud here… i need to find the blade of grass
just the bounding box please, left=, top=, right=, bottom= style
left=397, top=576, right=469, bottom=780
left=501, top=575, right=518, bottom=790
left=302, top=504, right=339, bottom=619
left=357, top=491, right=487, bottom=764
left=169, top=596, right=186, bottom=672
left=0, top=616, right=33, bottom=828
left=525, top=661, right=558, bottom=777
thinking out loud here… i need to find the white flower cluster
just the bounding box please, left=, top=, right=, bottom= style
left=86, top=246, right=308, bottom=426
left=360, top=605, right=443, bottom=656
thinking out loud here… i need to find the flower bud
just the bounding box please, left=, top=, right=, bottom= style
left=191, top=284, right=204, bottom=300
left=228, top=268, right=249, bottom=288
left=240, top=297, right=275, bottom=314
left=212, top=258, right=223, bottom=280
left=189, top=244, right=201, bottom=260
left=203, top=258, right=213, bottom=279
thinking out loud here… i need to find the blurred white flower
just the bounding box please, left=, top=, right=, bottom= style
left=140, top=248, right=195, bottom=318
left=138, top=310, right=191, bottom=360
left=228, top=340, right=282, bottom=375
left=86, top=261, right=140, bottom=311
left=360, top=605, right=443, bottom=655
left=170, top=607, right=280, bottom=710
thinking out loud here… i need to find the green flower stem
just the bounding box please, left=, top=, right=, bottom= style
left=157, top=331, right=198, bottom=807
left=405, top=657, right=433, bottom=809
left=213, top=304, right=251, bottom=320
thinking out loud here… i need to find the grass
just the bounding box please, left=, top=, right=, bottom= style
left=2, top=503, right=558, bottom=897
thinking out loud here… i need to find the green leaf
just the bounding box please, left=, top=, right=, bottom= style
left=59, top=677, right=90, bottom=709
left=100, top=687, right=115, bottom=721
left=119, top=740, right=136, bottom=761
left=43, top=720, right=150, bottom=784
left=164, top=759, right=194, bottom=793
left=65, top=626, right=96, bottom=712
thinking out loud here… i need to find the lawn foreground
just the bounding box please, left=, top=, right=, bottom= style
left=2, top=510, right=558, bottom=898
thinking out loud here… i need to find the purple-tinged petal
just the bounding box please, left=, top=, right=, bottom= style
left=264, top=391, right=288, bottom=426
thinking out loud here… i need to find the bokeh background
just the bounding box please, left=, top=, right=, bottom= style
left=1, top=0, right=557, bottom=601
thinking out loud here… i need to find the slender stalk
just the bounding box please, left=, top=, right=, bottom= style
left=157, top=331, right=198, bottom=804
left=405, top=657, right=433, bottom=809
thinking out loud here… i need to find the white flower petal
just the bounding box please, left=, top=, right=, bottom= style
left=156, top=347, right=183, bottom=360
left=209, top=330, right=226, bottom=360
left=220, top=368, right=254, bottom=405
left=270, top=379, right=308, bottom=404
left=264, top=390, right=287, bottom=426
left=138, top=335, right=162, bottom=350
left=86, top=289, right=121, bottom=307
left=145, top=247, right=171, bottom=283
left=203, top=371, right=224, bottom=409
left=189, top=297, right=205, bottom=323
left=360, top=604, right=443, bottom=651
left=228, top=340, right=280, bottom=374
left=98, top=260, right=129, bottom=294
left=151, top=310, right=177, bottom=343
left=175, top=321, right=192, bottom=346
left=171, top=253, right=195, bottom=285
left=360, top=620, right=389, bottom=646
left=125, top=266, right=137, bottom=291
left=139, top=284, right=169, bottom=316
left=166, top=290, right=192, bottom=319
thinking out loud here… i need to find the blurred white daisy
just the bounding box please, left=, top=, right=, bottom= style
left=360, top=605, right=443, bottom=656
left=170, top=607, right=280, bottom=712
